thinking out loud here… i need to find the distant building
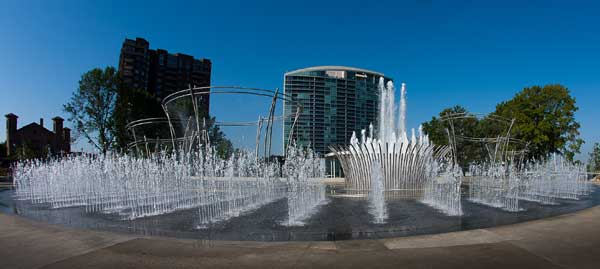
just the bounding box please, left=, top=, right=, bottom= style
left=4, top=114, right=71, bottom=157
left=283, top=66, right=392, bottom=176
left=118, top=37, right=212, bottom=116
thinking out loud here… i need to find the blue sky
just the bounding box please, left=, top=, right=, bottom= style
left=0, top=0, right=598, bottom=160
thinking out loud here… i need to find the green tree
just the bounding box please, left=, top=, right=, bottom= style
left=64, top=67, right=119, bottom=154
left=0, top=142, right=6, bottom=159
left=161, top=96, right=232, bottom=158
left=422, top=106, right=471, bottom=147
left=493, top=84, right=583, bottom=161
left=589, top=143, right=600, bottom=174
left=113, top=88, right=166, bottom=150
left=422, top=106, right=486, bottom=168
left=65, top=67, right=233, bottom=156
left=204, top=117, right=234, bottom=159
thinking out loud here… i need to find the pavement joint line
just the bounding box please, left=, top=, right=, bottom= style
left=290, top=245, right=312, bottom=269
left=39, top=238, right=141, bottom=269
left=381, top=229, right=513, bottom=250
left=501, top=239, right=570, bottom=269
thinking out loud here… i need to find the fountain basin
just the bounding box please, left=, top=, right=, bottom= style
left=1, top=185, right=598, bottom=241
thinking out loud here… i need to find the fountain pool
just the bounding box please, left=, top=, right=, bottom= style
left=1, top=186, right=599, bottom=241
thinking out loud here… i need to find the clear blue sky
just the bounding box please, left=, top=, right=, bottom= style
left=1, top=0, right=598, bottom=160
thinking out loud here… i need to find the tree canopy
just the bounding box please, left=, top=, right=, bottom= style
left=589, top=143, right=600, bottom=173
left=113, top=87, right=166, bottom=150
left=422, top=106, right=489, bottom=168
left=493, top=84, right=583, bottom=161
left=204, top=117, right=234, bottom=159
left=65, top=66, right=234, bottom=156
left=64, top=67, right=120, bottom=154
left=422, top=84, right=583, bottom=167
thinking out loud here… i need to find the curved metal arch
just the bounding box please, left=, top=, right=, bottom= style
left=125, top=116, right=294, bottom=157
left=161, top=86, right=303, bottom=108
left=127, top=115, right=290, bottom=129
left=438, top=111, right=529, bottom=166
left=126, top=136, right=193, bottom=149
left=439, top=112, right=514, bottom=125
left=126, top=117, right=182, bottom=130
left=155, top=86, right=305, bottom=159
left=451, top=134, right=529, bottom=145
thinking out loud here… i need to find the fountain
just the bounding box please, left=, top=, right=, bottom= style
left=421, top=161, right=463, bottom=216
left=369, top=160, right=387, bottom=224
left=12, top=86, right=330, bottom=226
left=521, top=154, right=591, bottom=201
left=441, top=112, right=593, bottom=212
left=281, top=145, right=327, bottom=226
left=4, top=84, right=597, bottom=242
left=330, top=78, right=461, bottom=218
left=466, top=155, right=591, bottom=212
left=13, top=143, right=327, bottom=226
left=468, top=163, right=522, bottom=212
left=331, top=80, right=451, bottom=192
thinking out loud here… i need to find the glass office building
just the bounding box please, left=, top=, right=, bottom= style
left=283, top=66, right=392, bottom=176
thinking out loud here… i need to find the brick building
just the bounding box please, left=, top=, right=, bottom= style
left=4, top=113, right=71, bottom=157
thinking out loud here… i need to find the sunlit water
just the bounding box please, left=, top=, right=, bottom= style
left=12, top=145, right=328, bottom=227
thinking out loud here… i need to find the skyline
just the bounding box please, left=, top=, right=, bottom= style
left=1, top=0, right=599, bottom=160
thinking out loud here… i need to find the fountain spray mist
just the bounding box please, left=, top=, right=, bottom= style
left=398, top=82, right=407, bottom=136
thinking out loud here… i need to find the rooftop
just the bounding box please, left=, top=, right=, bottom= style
left=285, top=66, right=386, bottom=77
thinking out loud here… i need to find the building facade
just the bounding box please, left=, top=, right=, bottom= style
left=118, top=37, right=212, bottom=116
left=283, top=66, right=392, bottom=175
left=4, top=114, right=71, bottom=157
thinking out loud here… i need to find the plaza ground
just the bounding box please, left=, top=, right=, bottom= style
left=1, top=202, right=600, bottom=268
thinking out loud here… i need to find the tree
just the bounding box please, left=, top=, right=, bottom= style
left=159, top=95, right=232, bottom=158
left=423, top=85, right=584, bottom=166
left=0, top=142, right=5, bottom=159
left=493, top=84, right=583, bottom=161
left=422, top=105, right=471, bottom=147
left=64, top=67, right=119, bottom=154
left=204, top=117, right=234, bottom=159
left=422, top=106, right=486, bottom=168
left=589, top=143, right=600, bottom=174
left=113, top=87, right=166, bottom=150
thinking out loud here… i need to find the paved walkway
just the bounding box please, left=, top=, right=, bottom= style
left=1, top=206, right=600, bottom=269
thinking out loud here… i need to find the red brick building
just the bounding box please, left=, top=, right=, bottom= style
left=5, top=113, right=71, bottom=157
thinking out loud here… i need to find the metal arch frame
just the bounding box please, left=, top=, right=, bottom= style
left=125, top=118, right=181, bottom=153
left=126, top=137, right=195, bottom=156
left=161, top=86, right=301, bottom=107
left=439, top=112, right=513, bottom=124
left=123, top=86, right=304, bottom=159
left=126, top=116, right=291, bottom=130
left=437, top=112, right=529, bottom=167
left=125, top=114, right=297, bottom=159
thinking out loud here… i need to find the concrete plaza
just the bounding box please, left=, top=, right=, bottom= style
left=1, top=205, right=600, bottom=268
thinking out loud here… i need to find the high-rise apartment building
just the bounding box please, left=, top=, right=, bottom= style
left=118, top=37, right=212, bottom=115
left=283, top=66, right=392, bottom=159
